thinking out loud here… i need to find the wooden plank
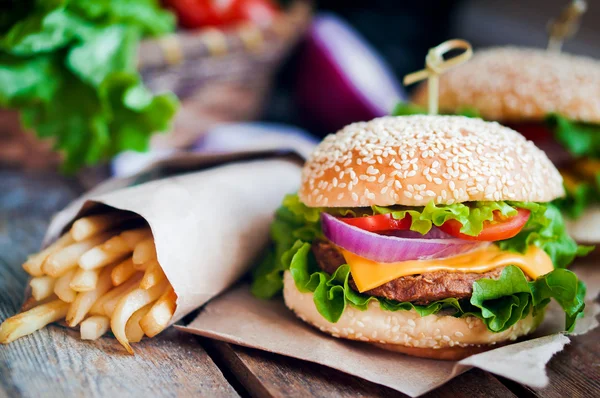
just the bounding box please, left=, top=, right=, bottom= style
left=526, top=327, right=600, bottom=398
left=0, top=171, right=238, bottom=398
left=424, top=369, right=517, bottom=398
left=203, top=340, right=516, bottom=398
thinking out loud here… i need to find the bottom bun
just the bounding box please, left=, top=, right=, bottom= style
left=372, top=342, right=507, bottom=361
left=565, top=206, right=600, bottom=244
left=283, top=271, right=542, bottom=360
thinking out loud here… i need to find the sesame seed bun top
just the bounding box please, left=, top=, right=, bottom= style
left=299, top=115, right=564, bottom=207
left=412, top=47, right=600, bottom=123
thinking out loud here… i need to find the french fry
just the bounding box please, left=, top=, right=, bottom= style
left=110, top=280, right=168, bottom=354
left=66, top=266, right=118, bottom=326
left=54, top=269, right=77, bottom=303
left=70, top=268, right=100, bottom=292
left=30, top=276, right=56, bottom=301
left=3, top=218, right=174, bottom=348
left=100, top=235, right=130, bottom=253
left=79, top=229, right=151, bottom=270
left=78, top=237, right=129, bottom=271
left=132, top=238, right=156, bottom=265
left=125, top=304, right=153, bottom=343
left=140, top=260, right=166, bottom=290
left=120, top=228, right=152, bottom=250
left=21, top=294, right=58, bottom=312
left=80, top=316, right=110, bottom=340
left=140, top=287, right=177, bottom=338
left=22, top=233, right=74, bottom=277
left=133, top=259, right=150, bottom=271
left=102, top=277, right=145, bottom=317
left=111, top=257, right=136, bottom=286
left=42, top=233, right=112, bottom=277
left=89, top=273, right=143, bottom=316
left=0, top=300, right=69, bottom=344
left=71, top=213, right=128, bottom=241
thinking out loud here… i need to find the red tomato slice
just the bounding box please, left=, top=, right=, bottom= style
left=339, top=213, right=411, bottom=232
left=438, top=208, right=531, bottom=241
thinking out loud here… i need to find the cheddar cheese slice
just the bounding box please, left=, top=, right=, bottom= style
left=340, top=245, right=553, bottom=293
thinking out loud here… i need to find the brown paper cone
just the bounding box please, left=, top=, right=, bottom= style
left=42, top=152, right=302, bottom=322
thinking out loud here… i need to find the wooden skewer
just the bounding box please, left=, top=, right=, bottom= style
left=403, top=39, right=473, bottom=115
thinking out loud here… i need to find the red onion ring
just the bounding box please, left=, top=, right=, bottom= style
left=321, top=213, right=488, bottom=263
left=382, top=227, right=454, bottom=239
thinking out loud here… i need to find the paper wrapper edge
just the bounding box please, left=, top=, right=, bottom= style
left=43, top=157, right=302, bottom=323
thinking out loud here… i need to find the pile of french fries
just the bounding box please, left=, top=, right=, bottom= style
left=0, top=213, right=177, bottom=354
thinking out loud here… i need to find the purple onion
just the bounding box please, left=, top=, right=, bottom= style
left=321, top=213, right=488, bottom=263
left=295, top=13, right=407, bottom=132
left=383, top=227, right=454, bottom=240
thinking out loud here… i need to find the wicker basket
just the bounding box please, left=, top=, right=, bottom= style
left=0, top=1, right=311, bottom=170
left=139, top=1, right=312, bottom=149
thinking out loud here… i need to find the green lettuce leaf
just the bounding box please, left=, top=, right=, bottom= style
left=498, top=202, right=592, bottom=269
left=283, top=193, right=519, bottom=237
left=251, top=194, right=588, bottom=332
left=282, top=240, right=583, bottom=332
left=547, top=114, right=600, bottom=158
left=392, top=102, right=481, bottom=118
left=68, top=0, right=175, bottom=36
left=270, top=194, right=589, bottom=268
left=0, top=0, right=177, bottom=172
left=250, top=203, right=321, bottom=299
left=553, top=180, right=597, bottom=219
left=544, top=113, right=600, bottom=218
left=373, top=201, right=517, bottom=236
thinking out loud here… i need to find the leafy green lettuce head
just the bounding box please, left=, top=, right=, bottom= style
left=0, top=0, right=178, bottom=172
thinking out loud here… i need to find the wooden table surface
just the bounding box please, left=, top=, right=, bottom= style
left=2, top=168, right=600, bottom=398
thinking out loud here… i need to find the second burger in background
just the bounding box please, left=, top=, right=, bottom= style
left=410, top=47, right=600, bottom=243
left=252, top=115, right=590, bottom=360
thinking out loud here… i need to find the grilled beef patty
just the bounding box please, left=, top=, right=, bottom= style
left=311, top=239, right=506, bottom=305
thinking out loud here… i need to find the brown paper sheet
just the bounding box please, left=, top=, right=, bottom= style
left=178, top=267, right=599, bottom=397
left=43, top=152, right=302, bottom=322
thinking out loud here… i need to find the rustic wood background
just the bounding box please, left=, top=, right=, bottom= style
left=1, top=169, right=599, bottom=397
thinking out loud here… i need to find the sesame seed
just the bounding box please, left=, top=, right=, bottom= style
left=298, top=115, right=563, bottom=206
left=366, top=165, right=379, bottom=175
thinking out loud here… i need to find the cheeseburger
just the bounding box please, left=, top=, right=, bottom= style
left=252, top=115, right=588, bottom=360
left=410, top=47, right=600, bottom=242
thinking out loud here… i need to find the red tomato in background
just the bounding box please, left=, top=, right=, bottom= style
left=227, top=0, right=279, bottom=27
left=164, top=0, right=279, bottom=29
left=164, top=0, right=223, bottom=28
left=438, top=208, right=531, bottom=241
